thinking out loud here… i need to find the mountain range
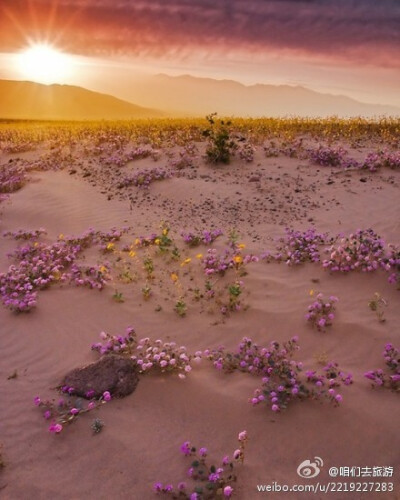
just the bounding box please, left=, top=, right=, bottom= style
left=127, top=74, right=399, bottom=118
left=0, top=80, right=162, bottom=120
left=1, top=76, right=398, bottom=121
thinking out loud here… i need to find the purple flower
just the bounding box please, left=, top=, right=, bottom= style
left=49, top=423, right=63, bottom=434
left=224, top=485, right=234, bottom=497
left=180, top=441, right=191, bottom=456
left=238, top=430, right=247, bottom=442
left=153, top=482, right=163, bottom=493
left=103, top=391, right=112, bottom=401
left=233, top=449, right=241, bottom=460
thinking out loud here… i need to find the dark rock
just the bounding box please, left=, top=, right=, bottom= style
left=61, top=355, right=139, bottom=399
left=249, top=176, right=260, bottom=182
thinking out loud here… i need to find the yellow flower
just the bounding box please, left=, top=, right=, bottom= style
left=162, top=228, right=168, bottom=236
left=309, top=289, right=315, bottom=296
left=180, top=257, right=192, bottom=267
left=154, top=238, right=161, bottom=245
left=58, top=233, right=64, bottom=240
left=33, top=242, right=39, bottom=248
left=233, top=255, right=243, bottom=264
left=52, top=270, right=61, bottom=281
left=238, top=243, right=246, bottom=249
left=99, top=265, right=107, bottom=273
left=196, top=253, right=203, bottom=259
left=170, top=272, right=178, bottom=283
left=129, top=250, right=136, bottom=258
left=134, top=238, right=141, bottom=246
left=106, top=242, right=115, bottom=251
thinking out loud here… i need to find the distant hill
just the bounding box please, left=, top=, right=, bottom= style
left=0, top=80, right=163, bottom=120
left=1, top=77, right=398, bottom=120
left=126, top=74, right=400, bottom=118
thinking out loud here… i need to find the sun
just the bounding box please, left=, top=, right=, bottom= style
left=16, top=44, right=74, bottom=84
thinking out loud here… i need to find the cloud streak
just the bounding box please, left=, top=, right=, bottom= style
left=1, top=0, right=399, bottom=67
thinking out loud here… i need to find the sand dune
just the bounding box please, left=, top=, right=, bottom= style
left=0, top=130, right=399, bottom=499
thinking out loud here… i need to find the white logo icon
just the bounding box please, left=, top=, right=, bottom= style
left=297, top=457, right=324, bottom=479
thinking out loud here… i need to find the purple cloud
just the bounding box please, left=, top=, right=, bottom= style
left=1, top=0, right=399, bottom=67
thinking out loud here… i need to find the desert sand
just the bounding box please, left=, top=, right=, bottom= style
left=0, top=123, right=399, bottom=500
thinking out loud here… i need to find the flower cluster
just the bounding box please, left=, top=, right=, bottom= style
left=201, top=248, right=248, bottom=276
left=98, top=227, right=127, bottom=252
left=34, top=391, right=111, bottom=434
left=364, top=343, right=400, bottom=391
left=181, top=229, right=223, bottom=247
left=169, top=148, right=197, bottom=170
left=280, top=139, right=305, bottom=159
left=153, top=431, right=247, bottom=498
left=2, top=142, right=36, bottom=154
left=237, top=142, right=255, bottom=163
left=305, top=293, right=338, bottom=330
left=0, top=163, right=27, bottom=193
left=0, top=241, right=79, bottom=312
left=263, top=141, right=280, bottom=158
left=0, top=229, right=110, bottom=312
left=205, top=337, right=352, bottom=412
left=2, top=227, right=47, bottom=240
left=69, top=263, right=110, bottom=290
left=120, top=167, right=172, bottom=189
left=266, top=228, right=332, bottom=265
left=308, top=146, right=350, bottom=167
left=251, top=358, right=352, bottom=412
left=91, top=328, right=201, bottom=378
left=361, top=150, right=400, bottom=172
left=101, top=147, right=156, bottom=168
left=205, top=337, right=299, bottom=376
left=322, top=229, right=386, bottom=273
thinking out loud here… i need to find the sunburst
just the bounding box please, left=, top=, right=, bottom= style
left=16, top=44, right=74, bottom=84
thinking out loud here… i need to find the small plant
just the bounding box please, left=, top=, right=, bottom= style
left=368, top=293, right=387, bottom=323
left=175, top=298, right=187, bottom=317
left=203, top=113, right=236, bottom=165
left=142, top=284, right=152, bottom=300
left=364, top=343, right=400, bottom=391
left=144, top=257, right=155, bottom=278
left=112, top=290, right=124, bottom=303
left=227, top=229, right=240, bottom=249
left=91, top=418, right=104, bottom=434
left=153, top=430, right=247, bottom=498
left=225, top=281, right=243, bottom=313
left=305, top=292, right=338, bottom=330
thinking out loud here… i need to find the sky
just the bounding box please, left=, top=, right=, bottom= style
left=0, top=0, right=399, bottom=106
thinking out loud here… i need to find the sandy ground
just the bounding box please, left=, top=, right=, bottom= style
left=0, top=142, right=399, bottom=499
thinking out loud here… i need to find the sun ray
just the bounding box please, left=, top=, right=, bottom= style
left=16, top=43, right=75, bottom=84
